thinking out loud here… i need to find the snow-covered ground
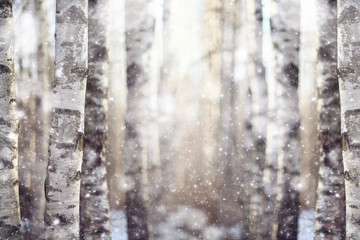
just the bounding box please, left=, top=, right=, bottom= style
left=111, top=208, right=315, bottom=240
left=297, top=209, right=315, bottom=240
left=110, top=210, right=128, bottom=240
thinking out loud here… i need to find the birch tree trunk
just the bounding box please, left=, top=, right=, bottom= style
left=247, top=0, right=267, bottom=238
left=44, top=1, right=88, bottom=238
left=315, top=0, right=346, bottom=239
left=124, top=0, right=156, bottom=238
left=262, top=0, right=279, bottom=237
left=271, top=0, right=301, bottom=239
left=0, top=1, right=22, bottom=239
left=79, top=0, right=111, bottom=239
left=338, top=1, right=360, bottom=238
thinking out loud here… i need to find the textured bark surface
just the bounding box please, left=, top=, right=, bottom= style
left=44, top=1, right=88, bottom=239
left=270, top=0, right=301, bottom=239
left=0, top=1, right=22, bottom=239
left=315, top=0, right=346, bottom=239
left=124, top=0, right=156, bottom=239
left=338, top=1, right=360, bottom=239
left=247, top=0, right=267, bottom=238
left=79, top=0, right=111, bottom=239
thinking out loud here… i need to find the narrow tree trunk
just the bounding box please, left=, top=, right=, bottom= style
left=106, top=0, right=127, bottom=210
left=247, top=0, right=267, bottom=238
left=79, top=0, right=111, bottom=239
left=0, top=1, right=22, bottom=239
left=270, top=0, right=301, bottom=239
left=44, top=1, right=88, bottom=238
left=338, top=1, right=360, bottom=239
left=263, top=2, right=279, bottom=238
left=315, top=0, right=346, bottom=239
left=218, top=0, right=238, bottom=226
left=124, top=0, right=156, bottom=238
left=233, top=0, right=252, bottom=236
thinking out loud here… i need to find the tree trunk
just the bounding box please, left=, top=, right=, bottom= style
left=315, top=0, right=346, bottom=239
left=124, top=0, right=156, bottom=238
left=44, top=1, right=88, bottom=239
left=247, top=0, right=267, bottom=238
left=0, top=1, right=22, bottom=239
left=270, top=0, right=301, bottom=239
left=79, top=0, right=111, bottom=239
left=218, top=0, right=238, bottom=226
left=338, top=1, right=360, bottom=239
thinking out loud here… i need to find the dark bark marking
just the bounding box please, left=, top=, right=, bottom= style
left=54, top=108, right=81, bottom=117
left=0, top=158, right=14, bottom=169
left=318, top=46, right=336, bottom=62
left=0, top=220, right=21, bottom=239
left=57, top=5, right=87, bottom=24
left=339, top=5, right=360, bottom=24
left=127, top=63, right=141, bottom=88
left=283, top=63, right=299, bottom=88
left=0, top=64, right=11, bottom=73
left=0, top=117, right=11, bottom=127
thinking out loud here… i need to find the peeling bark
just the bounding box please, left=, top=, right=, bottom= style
left=270, top=0, right=301, bottom=239
left=79, top=0, right=111, bottom=239
left=338, top=1, right=360, bottom=239
left=315, top=0, right=346, bottom=239
left=44, top=1, right=88, bottom=239
left=0, top=1, right=22, bottom=239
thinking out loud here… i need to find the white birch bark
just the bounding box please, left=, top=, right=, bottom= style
left=270, top=0, right=301, bottom=239
left=315, top=0, right=345, bottom=239
left=79, top=0, right=111, bottom=239
left=247, top=0, right=267, bottom=238
left=338, top=1, right=360, bottom=239
left=124, top=0, right=156, bottom=238
left=262, top=0, right=279, bottom=238
left=44, top=1, right=88, bottom=239
left=0, top=1, right=22, bottom=239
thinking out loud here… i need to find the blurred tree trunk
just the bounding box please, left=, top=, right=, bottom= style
left=262, top=1, right=279, bottom=239
left=79, top=0, right=111, bottom=238
left=197, top=0, right=222, bottom=221
left=315, top=0, right=345, bottom=239
left=106, top=0, right=127, bottom=210
left=299, top=0, right=319, bottom=210
left=270, top=0, right=301, bottom=239
left=124, top=0, right=157, bottom=238
left=44, top=0, right=88, bottom=238
left=158, top=0, right=176, bottom=202
left=247, top=0, right=267, bottom=238
left=0, top=1, right=22, bottom=239
left=218, top=0, right=237, bottom=226
left=14, top=2, right=37, bottom=238
left=338, top=1, right=360, bottom=238
left=233, top=0, right=252, bottom=236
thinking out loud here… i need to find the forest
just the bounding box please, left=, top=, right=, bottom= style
left=0, top=0, right=357, bottom=239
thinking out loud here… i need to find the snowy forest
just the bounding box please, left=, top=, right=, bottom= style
left=1, top=0, right=359, bottom=239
